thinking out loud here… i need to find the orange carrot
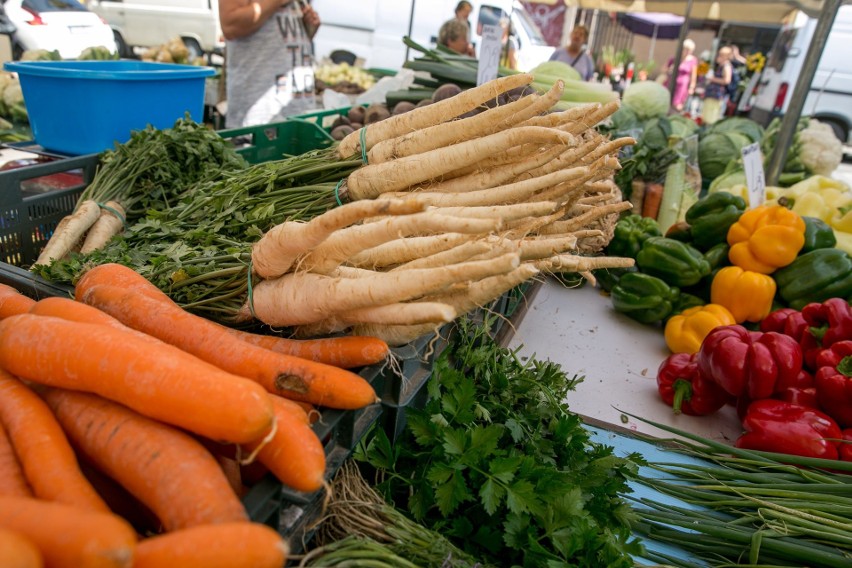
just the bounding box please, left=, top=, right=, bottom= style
left=44, top=388, right=248, bottom=531
left=0, top=314, right=273, bottom=444
left=77, top=263, right=390, bottom=368
left=641, top=182, right=664, bottom=220
left=0, top=284, right=34, bottom=320
left=79, top=283, right=379, bottom=410
left=134, top=522, right=287, bottom=568
left=0, top=371, right=109, bottom=512
left=29, top=296, right=128, bottom=328
left=0, top=423, right=31, bottom=498
left=0, top=496, right=135, bottom=568
left=0, top=527, right=43, bottom=568
left=242, top=394, right=326, bottom=493
left=226, top=328, right=389, bottom=369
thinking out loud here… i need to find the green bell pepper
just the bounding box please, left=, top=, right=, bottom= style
left=703, top=242, right=730, bottom=271
left=680, top=243, right=730, bottom=302
left=671, top=292, right=706, bottom=316
left=684, top=191, right=746, bottom=251
left=774, top=248, right=852, bottom=310
left=635, top=237, right=711, bottom=287
left=610, top=272, right=680, bottom=324
left=592, top=265, right=637, bottom=293
left=606, top=215, right=662, bottom=259
left=800, top=216, right=837, bottom=254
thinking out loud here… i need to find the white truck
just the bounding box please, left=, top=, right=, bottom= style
left=310, top=0, right=554, bottom=72
left=749, top=6, right=852, bottom=143
left=86, top=0, right=223, bottom=59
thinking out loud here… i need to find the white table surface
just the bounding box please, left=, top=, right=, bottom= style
left=507, top=278, right=743, bottom=443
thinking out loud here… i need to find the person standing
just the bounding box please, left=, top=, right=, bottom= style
left=218, top=0, right=321, bottom=128
left=702, top=46, right=733, bottom=125
left=442, top=1, right=474, bottom=56
left=548, top=25, right=595, bottom=81
left=664, top=38, right=698, bottom=112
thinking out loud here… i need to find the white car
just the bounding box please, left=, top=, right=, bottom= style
left=3, top=0, right=117, bottom=60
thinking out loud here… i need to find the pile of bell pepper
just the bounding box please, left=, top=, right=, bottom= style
left=656, top=298, right=852, bottom=461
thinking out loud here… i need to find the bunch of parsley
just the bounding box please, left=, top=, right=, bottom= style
left=359, top=318, right=645, bottom=568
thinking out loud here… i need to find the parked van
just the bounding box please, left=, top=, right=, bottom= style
left=310, top=0, right=554, bottom=72
left=87, top=0, right=223, bottom=59
left=749, top=7, right=852, bottom=143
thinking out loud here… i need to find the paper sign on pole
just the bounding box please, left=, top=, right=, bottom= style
left=741, top=142, right=766, bottom=209
left=476, top=24, right=502, bottom=86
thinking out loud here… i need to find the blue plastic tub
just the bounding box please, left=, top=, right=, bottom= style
left=5, top=60, right=216, bottom=156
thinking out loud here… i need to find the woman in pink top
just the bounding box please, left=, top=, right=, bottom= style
left=665, top=39, right=698, bottom=111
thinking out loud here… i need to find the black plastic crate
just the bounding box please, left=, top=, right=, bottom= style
left=0, top=153, right=98, bottom=267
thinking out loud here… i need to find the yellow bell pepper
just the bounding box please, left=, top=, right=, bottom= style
left=785, top=175, right=851, bottom=200
left=831, top=205, right=852, bottom=233
left=789, top=191, right=834, bottom=222
left=833, top=229, right=852, bottom=256
left=710, top=266, right=776, bottom=323
left=727, top=205, right=805, bottom=274
left=664, top=304, right=737, bottom=354
left=721, top=184, right=783, bottom=208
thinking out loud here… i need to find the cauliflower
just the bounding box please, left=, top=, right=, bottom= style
left=798, top=119, right=843, bottom=176
left=762, top=117, right=845, bottom=184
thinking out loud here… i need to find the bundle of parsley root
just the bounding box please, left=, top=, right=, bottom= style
left=36, top=74, right=635, bottom=344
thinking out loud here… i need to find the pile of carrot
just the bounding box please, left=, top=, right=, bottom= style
left=0, top=279, right=387, bottom=568
left=242, top=74, right=636, bottom=345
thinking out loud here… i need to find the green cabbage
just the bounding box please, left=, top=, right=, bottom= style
left=622, top=80, right=671, bottom=120
left=707, top=117, right=764, bottom=144
left=606, top=105, right=641, bottom=135
left=707, top=166, right=747, bottom=193
left=698, top=132, right=750, bottom=181
left=641, top=117, right=672, bottom=150
left=668, top=115, right=699, bottom=140
left=530, top=60, right=582, bottom=84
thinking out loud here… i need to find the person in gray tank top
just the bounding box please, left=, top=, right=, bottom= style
left=219, top=0, right=320, bottom=127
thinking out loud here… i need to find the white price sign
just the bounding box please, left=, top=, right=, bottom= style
left=476, top=24, right=502, bottom=86
left=741, top=142, right=766, bottom=209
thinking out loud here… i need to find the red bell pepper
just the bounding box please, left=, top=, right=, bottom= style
left=736, top=399, right=842, bottom=460
left=697, top=325, right=803, bottom=400
left=656, top=352, right=728, bottom=416
left=841, top=429, right=852, bottom=462
left=759, top=307, right=821, bottom=371
left=803, top=298, right=852, bottom=348
left=774, top=369, right=818, bottom=409
left=814, top=340, right=852, bottom=427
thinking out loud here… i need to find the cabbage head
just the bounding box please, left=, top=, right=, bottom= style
left=707, top=117, right=764, bottom=144
left=608, top=105, right=641, bottom=135
left=669, top=115, right=699, bottom=140
left=708, top=166, right=747, bottom=194
left=622, top=80, right=671, bottom=120
left=530, top=60, right=582, bottom=84
left=698, top=132, right=749, bottom=181
left=641, top=117, right=672, bottom=150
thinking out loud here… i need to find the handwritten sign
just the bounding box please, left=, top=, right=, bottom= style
left=741, top=142, right=766, bottom=209
left=477, top=24, right=502, bottom=86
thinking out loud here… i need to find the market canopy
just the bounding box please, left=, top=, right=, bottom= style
left=619, top=12, right=685, bottom=38
left=525, top=0, right=825, bottom=24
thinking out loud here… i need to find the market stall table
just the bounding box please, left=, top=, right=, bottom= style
left=507, top=277, right=743, bottom=442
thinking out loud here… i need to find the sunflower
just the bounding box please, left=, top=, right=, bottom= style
left=746, top=52, right=766, bottom=73
left=697, top=61, right=710, bottom=76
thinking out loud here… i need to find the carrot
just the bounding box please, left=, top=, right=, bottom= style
left=0, top=423, right=31, bottom=498
left=225, top=328, right=389, bottom=369
left=0, top=314, right=273, bottom=444
left=242, top=394, right=326, bottom=493
left=0, top=284, right=35, bottom=320
left=216, top=455, right=245, bottom=498
left=74, top=264, right=389, bottom=369
left=80, top=201, right=125, bottom=254
left=0, top=496, right=135, bottom=568
left=246, top=253, right=520, bottom=327
left=29, top=296, right=132, bottom=329
left=251, top=198, right=425, bottom=280
left=0, top=371, right=109, bottom=512
left=641, top=182, right=664, bottom=219
left=0, top=527, right=43, bottom=568
left=133, top=522, right=287, bottom=568
left=79, top=284, right=377, bottom=410
left=346, top=126, right=575, bottom=200
left=44, top=388, right=249, bottom=531
left=337, top=72, right=533, bottom=158
left=35, top=199, right=101, bottom=266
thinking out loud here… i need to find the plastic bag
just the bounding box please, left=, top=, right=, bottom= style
left=354, top=69, right=415, bottom=106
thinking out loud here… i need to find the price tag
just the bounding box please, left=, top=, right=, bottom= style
left=741, top=142, right=766, bottom=209
left=476, top=24, right=502, bottom=86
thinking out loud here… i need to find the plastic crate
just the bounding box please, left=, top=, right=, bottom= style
left=0, top=153, right=98, bottom=268
left=217, top=118, right=337, bottom=165
left=289, top=106, right=352, bottom=132
left=5, top=61, right=215, bottom=156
